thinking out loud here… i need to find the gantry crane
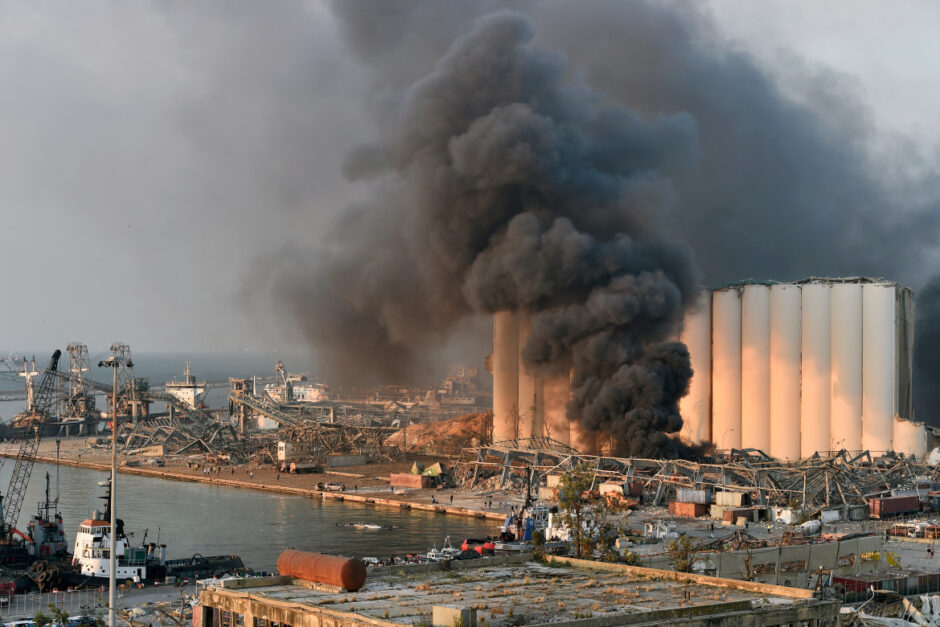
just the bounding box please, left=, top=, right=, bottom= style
left=0, top=349, right=61, bottom=539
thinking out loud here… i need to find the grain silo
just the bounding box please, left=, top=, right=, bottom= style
left=678, top=293, right=711, bottom=445
left=711, top=288, right=743, bottom=450
left=829, top=283, right=863, bottom=451
left=741, top=285, right=771, bottom=452
left=678, top=277, right=921, bottom=459
left=492, top=310, right=519, bottom=443
left=492, top=311, right=583, bottom=450
left=768, top=284, right=801, bottom=460
left=493, top=278, right=922, bottom=459
left=800, top=281, right=831, bottom=457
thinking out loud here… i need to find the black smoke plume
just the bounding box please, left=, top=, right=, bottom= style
left=915, top=277, right=940, bottom=422
left=271, top=10, right=701, bottom=456
left=270, top=1, right=940, bottom=454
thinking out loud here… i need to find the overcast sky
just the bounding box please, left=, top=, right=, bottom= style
left=1, top=1, right=938, bottom=356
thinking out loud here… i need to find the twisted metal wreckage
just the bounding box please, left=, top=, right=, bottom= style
left=455, top=438, right=940, bottom=511
left=118, top=392, right=398, bottom=460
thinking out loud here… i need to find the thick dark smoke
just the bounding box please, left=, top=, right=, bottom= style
left=269, top=0, right=940, bottom=454
left=271, top=10, right=701, bottom=456
left=914, top=276, right=940, bottom=422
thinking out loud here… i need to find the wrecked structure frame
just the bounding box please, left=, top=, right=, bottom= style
left=456, top=440, right=935, bottom=511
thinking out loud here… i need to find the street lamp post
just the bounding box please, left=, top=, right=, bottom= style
left=99, top=355, right=132, bottom=627
left=722, top=428, right=736, bottom=451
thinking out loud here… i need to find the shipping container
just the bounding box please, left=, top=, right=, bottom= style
left=715, top=491, right=750, bottom=507
left=290, top=462, right=323, bottom=474
left=669, top=502, right=707, bottom=518
left=722, top=507, right=751, bottom=523
left=869, top=495, right=920, bottom=518
left=599, top=481, right=626, bottom=496
left=847, top=505, right=869, bottom=521
left=389, top=473, right=432, bottom=489
left=676, top=488, right=711, bottom=505
left=720, top=507, right=764, bottom=523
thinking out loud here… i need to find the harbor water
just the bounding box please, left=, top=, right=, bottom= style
left=0, top=461, right=494, bottom=571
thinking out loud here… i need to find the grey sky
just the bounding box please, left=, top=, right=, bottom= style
left=1, top=1, right=938, bottom=356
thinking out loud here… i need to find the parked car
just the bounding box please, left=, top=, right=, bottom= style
left=316, top=481, right=346, bottom=492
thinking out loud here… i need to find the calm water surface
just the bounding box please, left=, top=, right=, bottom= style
left=0, top=462, right=494, bottom=571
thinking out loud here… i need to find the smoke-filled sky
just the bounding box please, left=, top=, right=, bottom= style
left=3, top=1, right=940, bottom=411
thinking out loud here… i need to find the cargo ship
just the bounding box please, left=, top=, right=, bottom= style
left=71, top=480, right=246, bottom=582
left=164, top=362, right=208, bottom=409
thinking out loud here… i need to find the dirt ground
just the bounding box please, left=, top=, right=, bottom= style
left=0, top=438, right=523, bottom=518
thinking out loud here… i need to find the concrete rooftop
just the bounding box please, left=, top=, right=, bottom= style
left=212, top=560, right=811, bottom=626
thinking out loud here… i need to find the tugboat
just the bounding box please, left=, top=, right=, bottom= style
left=71, top=479, right=165, bottom=581
left=72, top=480, right=246, bottom=582
left=0, top=472, right=72, bottom=593
left=26, top=472, right=69, bottom=559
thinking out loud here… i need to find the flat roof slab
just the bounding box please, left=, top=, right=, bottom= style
left=211, top=562, right=807, bottom=626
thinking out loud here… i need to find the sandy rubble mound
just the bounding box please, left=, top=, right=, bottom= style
left=385, top=411, right=492, bottom=452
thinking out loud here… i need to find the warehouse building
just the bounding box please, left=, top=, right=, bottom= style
left=197, top=556, right=839, bottom=627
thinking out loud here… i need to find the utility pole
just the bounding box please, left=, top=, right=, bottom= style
left=99, top=352, right=132, bottom=627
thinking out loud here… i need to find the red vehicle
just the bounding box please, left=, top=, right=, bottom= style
left=461, top=538, right=496, bottom=555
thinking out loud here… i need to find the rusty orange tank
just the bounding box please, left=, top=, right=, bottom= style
left=276, top=550, right=367, bottom=591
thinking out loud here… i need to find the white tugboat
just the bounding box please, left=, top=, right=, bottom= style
left=72, top=480, right=245, bottom=583
left=71, top=480, right=166, bottom=582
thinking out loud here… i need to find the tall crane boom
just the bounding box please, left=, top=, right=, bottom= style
left=1, top=350, right=61, bottom=536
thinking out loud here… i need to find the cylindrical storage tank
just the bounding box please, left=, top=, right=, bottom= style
left=769, top=284, right=802, bottom=460
left=863, top=284, right=896, bottom=452
left=569, top=365, right=596, bottom=453
left=830, top=283, right=863, bottom=452
left=893, top=417, right=927, bottom=458
left=678, top=294, right=711, bottom=445
left=711, top=288, right=742, bottom=450
left=542, top=372, right=570, bottom=446
left=801, top=283, right=831, bottom=457
left=277, top=550, right=367, bottom=591
left=517, top=313, right=541, bottom=439
left=569, top=418, right=596, bottom=454
left=741, top=285, right=771, bottom=452
left=493, top=311, right=519, bottom=443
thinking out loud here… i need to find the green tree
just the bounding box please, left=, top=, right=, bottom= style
left=49, top=603, right=70, bottom=627
left=558, top=463, right=630, bottom=560
left=559, top=462, right=629, bottom=558
left=666, top=534, right=697, bottom=572
left=558, top=463, right=594, bottom=557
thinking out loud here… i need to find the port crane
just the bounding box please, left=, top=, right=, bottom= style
left=0, top=349, right=61, bottom=540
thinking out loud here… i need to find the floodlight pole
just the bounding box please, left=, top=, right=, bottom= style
left=99, top=356, right=128, bottom=627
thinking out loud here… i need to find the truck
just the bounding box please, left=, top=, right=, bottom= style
left=869, top=495, right=921, bottom=518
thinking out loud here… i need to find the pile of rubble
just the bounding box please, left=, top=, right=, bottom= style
left=384, top=411, right=492, bottom=453
left=456, top=443, right=940, bottom=512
